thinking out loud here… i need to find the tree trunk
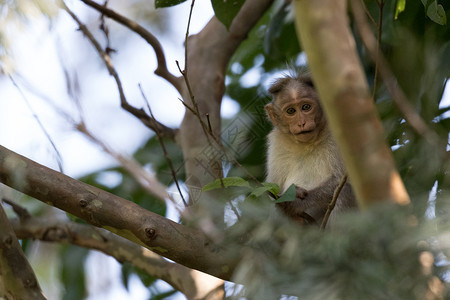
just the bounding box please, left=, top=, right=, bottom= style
left=293, top=0, right=410, bottom=208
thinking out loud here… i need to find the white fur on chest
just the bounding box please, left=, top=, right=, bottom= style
left=266, top=129, right=341, bottom=192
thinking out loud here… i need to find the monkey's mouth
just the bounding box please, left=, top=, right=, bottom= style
left=296, top=130, right=314, bottom=135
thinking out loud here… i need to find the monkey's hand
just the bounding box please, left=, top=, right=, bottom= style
left=276, top=186, right=317, bottom=221
left=295, top=186, right=308, bottom=200
left=276, top=199, right=306, bottom=217
left=276, top=199, right=317, bottom=225
left=276, top=185, right=308, bottom=216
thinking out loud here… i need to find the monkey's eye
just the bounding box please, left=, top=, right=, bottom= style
left=286, top=107, right=296, bottom=115
left=301, top=104, right=312, bottom=111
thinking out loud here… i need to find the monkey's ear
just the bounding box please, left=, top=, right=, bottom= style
left=265, top=103, right=279, bottom=126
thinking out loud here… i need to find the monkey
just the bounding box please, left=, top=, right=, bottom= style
left=265, top=72, right=356, bottom=227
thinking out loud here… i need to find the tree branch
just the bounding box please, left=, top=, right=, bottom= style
left=75, top=121, right=171, bottom=203
left=63, top=2, right=177, bottom=140
left=9, top=213, right=222, bottom=300
left=0, top=145, right=241, bottom=280
left=77, top=0, right=183, bottom=94
left=293, top=0, right=410, bottom=207
left=178, top=0, right=275, bottom=198
left=320, top=175, right=348, bottom=230
left=350, top=0, right=441, bottom=147
left=0, top=202, right=45, bottom=299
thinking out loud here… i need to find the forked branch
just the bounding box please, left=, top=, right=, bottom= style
left=78, top=0, right=183, bottom=94
left=63, top=2, right=177, bottom=140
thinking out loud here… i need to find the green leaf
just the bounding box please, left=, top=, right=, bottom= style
left=155, top=0, right=187, bottom=8
left=259, top=182, right=280, bottom=196
left=427, top=2, right=447, bottom=25
left=211, top=0, right=246, bottom=29
left=421, top=0, right=447, bottom=25
left=202, top=177, right=250, bottom=191
left=250, top=186, right=273, bottom=197
left=394, top=0, right=406, bottom=20
left=263, top=2, right=301, bottom=61
left=274, top=184, right=296, bottom=203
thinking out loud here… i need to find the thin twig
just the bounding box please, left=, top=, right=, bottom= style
left=320, top=174, right=348, bottom=230
left=174, top=0, right=263, bottom=185
left=174, top=65, right=260, bottom=186
left=360, top=0, right=376, bottom=25
left=206, top=113, right=213, bottom=134
left=2, top=198, right=31, bottom=221
left=184, top=0, right=196, bottom=77
left=177, top=97, right=197, bottom=116
left=76, top=121, right=172, bottom=203
left=178, top=0, right=212, bottom=143
left=139, top=84, right=188, bottom=207
left=176, top=60, right=203, bottom=130
left=371, top=0, right=384, bottom=98
left=350, top=0, right=441, bottom=147
left=78, top=0, right=183, bottom=94
left=63, top=2, right=176, bottom=140
left=8, top=75, right=64, bottom=173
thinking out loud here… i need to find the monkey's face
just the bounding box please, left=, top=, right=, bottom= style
left=281, top=98, right=325, bottom=143
left=265, top=79, right=326, bottom=144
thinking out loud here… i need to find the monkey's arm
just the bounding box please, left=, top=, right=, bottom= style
left=277, top=176, right=354, bottom=221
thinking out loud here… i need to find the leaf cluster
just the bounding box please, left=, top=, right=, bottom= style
left=230, top=204, right=449, bottom=299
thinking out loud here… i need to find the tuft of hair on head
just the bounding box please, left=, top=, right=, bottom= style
left=268, top=66, right=314, bottom=95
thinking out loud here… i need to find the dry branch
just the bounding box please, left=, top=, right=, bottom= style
left=63, top=2, right=177, bottom=140
left=78, top=0, right=183, bottom=94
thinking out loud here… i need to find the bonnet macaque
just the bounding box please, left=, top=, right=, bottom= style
left=265, top=73, right=356, bottom=226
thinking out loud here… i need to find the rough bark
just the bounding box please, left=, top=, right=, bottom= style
left=0, top=145, right=241, bottom=280
left=0, top=204, right=46, bottom=300
left=293, top=0, right=410, bottom=208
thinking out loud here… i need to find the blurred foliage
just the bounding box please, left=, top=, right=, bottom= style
left=0, top=0, right=58, bottom=73
left=211, top=0, right=246, bottom=29
left=227, top=203, right=449, bottom=299
left=60, top=246, right=88, bottom=300
left=154, top=0, right=187, bottom=9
